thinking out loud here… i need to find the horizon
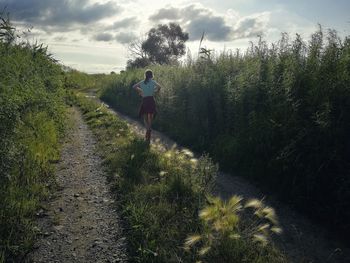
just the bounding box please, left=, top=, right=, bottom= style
left=2, top=0, right=349, bottom=73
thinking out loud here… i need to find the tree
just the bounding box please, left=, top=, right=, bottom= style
left=127, top=35, right=147, bottom=61
left=126, top=57, right=150, bottom=69
left=127, top=23, right=189, bottom=69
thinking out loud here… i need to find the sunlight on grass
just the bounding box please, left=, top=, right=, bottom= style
left=73, top=93, right=287, bottom=262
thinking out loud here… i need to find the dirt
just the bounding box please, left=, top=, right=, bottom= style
left=28, top=107, right=127, bottom=263
left=97, top=99, right=350, bottom=263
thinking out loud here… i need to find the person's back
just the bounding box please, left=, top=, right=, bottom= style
left=139, top=79, right=156, bottom=97
left=132, top=69, right=162, bottom=143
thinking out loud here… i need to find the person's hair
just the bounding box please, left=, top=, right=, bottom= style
left=144, top=69, right=153, bottom=84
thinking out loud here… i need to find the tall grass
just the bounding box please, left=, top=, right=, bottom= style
left=0, top=14, right=66, bottom=261
left=100, top=28, right=350, bottom=242
left=73, top=93, right=286, bottom=262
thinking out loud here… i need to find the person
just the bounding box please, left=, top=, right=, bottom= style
left=132, top=69, right=162, bottom=143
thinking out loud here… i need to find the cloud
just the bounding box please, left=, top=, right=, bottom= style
left=150, top=4, right=230, bottom=41
left=149, top=7, right=181, bottom=21
left=232, top=12, right=270, bottom=39
left=92, top=31, right=137, bottom=44
left=106, top=17, right=139, bottom=30
left=53, top=36, right=67, bottom=42
left=93, top=32, right=114, bottom=42
left=187, top=16, right=232, bottom=41
left=115, top=32, right=137, bottom=44
left=149, top=4, right=269, bottom=42
left=1, top=0, right=121, bottom=31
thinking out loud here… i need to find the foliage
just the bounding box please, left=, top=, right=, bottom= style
left=127, top=23, right=189, bottom=69
left=100, top=28, right=350, bottom=242
left=64, top=69, right=115, bottom=91
left=73, top=93, right=286, bottom=262
left=0, top=12, right=15, bottom=43
left=0, top=15, right=66, bottom=261
left=185, top=196, right=283, bottom=262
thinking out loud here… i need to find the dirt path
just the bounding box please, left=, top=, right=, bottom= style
left=96, top=98, right=349, bottom=263
left=28, top=107, right=127, bottom=263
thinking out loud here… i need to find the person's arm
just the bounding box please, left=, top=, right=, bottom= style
left=133, top=81, right=143, bottom=97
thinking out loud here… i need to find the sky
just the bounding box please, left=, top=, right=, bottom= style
left=1, top=0, right=349, bottom=73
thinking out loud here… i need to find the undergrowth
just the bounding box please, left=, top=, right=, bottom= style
left=100, top=28, right=350, bottom=241
left=73, top=92, right=287, bottom=263
left=0, top=13, right=66, bottom=262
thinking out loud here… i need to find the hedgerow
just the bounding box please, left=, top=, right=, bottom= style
left=0, top=14, right=66, bottom=261
left=101, top=28, right=350, bottom=242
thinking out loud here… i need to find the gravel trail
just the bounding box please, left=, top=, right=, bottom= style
left=28, top=107, right=127, bottom=263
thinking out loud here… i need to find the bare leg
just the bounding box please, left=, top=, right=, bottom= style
left=143, top=115, right=149, bottom=141
left=143, top=115, right=149, bottom=129
left=147, top=113, right=153, bottom=130
left=143, top=114, right=151, bottom=142
left=145, top=114, right=153, bottom=143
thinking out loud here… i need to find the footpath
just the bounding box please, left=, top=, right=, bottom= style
left=28, top=107, right=127, bottom=263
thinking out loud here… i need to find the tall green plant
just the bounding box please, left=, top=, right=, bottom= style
left=0, top=15, right=66, bottom=261
left=73, top=93, right=286, bottom=262
left=100, top=27, right=350, bottom=242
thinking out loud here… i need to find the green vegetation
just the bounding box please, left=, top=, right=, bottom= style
left=2, top=7, right=347, bottom=261
left=185, top=196, right=283, bottom=263
left=0, top=14, right=66, bottom=261
left=101, top=28, right=350, bottom=241
left=64, top=69, right=116, bottom=92
left=73, top=93, right=286, bottom=262
left=127, top=22, right=189, bottom=69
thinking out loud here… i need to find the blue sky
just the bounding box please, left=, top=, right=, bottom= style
left=1, top=0, right=349, bottom=73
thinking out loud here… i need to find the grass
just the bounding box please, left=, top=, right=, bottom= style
left=99, top=28, right=350, bottom=242
left=72, top=91, right=287, bottom=262
left=0, top=14, right=66, bottom=261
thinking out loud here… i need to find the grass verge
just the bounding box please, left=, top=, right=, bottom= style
left=73, top=92, right=287, bottom=263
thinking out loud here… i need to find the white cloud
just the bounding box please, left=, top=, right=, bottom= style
left=264, top=8, right=316, bottom=42
left=149, top=4, right=270, bottom=42
left=2, top=0, right=347, bottom=73
left=232, top=12, right=270, bottom=39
